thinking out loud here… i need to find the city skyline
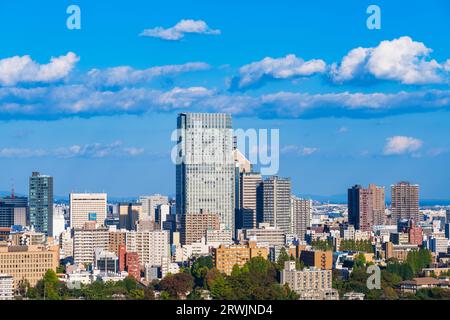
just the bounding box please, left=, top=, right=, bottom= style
left=1, top=1, right=450, bottom=201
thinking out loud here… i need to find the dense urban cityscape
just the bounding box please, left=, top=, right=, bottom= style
left=0, top=112, right=449, bottom=301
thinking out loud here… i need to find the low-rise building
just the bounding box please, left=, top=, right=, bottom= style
left=0, top=274, right=14, bottom=300
left=280, top=261, right=338, bottom=300
left=212, top=242, right=269, bottom=275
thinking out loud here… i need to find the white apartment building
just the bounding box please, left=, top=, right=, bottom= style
left=70, top=193, right=107, bottom=229
left=244, top=223, right=285, bottom=247
left=73, top=225, right=109, bottom=265
left=206, top=228, right=233, bottom=248
left=281, top=261, right=333, bottom=293
left=0, top=274, right=14, bottom=300
left=126, top=230, right=170, bottom=267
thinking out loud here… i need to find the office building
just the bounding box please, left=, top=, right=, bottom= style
left=176, top=113, right=235, bottom=231
left=0, top=245, right=59, bottom=287
left=29, top=172, right=53, bottom=235
left=291, top=196, right=311, bottom=240
left=391, top=182, right=420, bottom=223
left=70, top=193, right=107, bottom=229
left=139, top=195, right=168, bottom=222
left=257, top=176, right=291, bottom=234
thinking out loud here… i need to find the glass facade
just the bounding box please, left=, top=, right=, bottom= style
left=29, top=172, right=53, bottom=235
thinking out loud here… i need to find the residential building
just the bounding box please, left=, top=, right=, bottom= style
left=281, top=261, right=338, bottom=300
left=180, top=212, right=220, bottom=245
left=0, top=274, right=14, bottom=300
left=125, top=230, right=170, bottom=267
left=73, top=222, right=109, bottom=265
left=391, top=182, right=420, bottom=223
left=348, top=184, right=385, bottom=231
left=291, top=196, right=311, bottom=240
left=258, top=176, right=291, bottom=234
left=244, top=223, right=285, bottom=247
left=212, top=242, right=269, bottom=275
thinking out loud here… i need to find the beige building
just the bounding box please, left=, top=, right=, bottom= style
left=73, top=222, right=109, bottom=265
left=125, top=230, right=170, bottom=267
left=300, top=250, right=333, bottom=270
left=118, top=202, right=142, bottom=230
left=70, top=193, right=107, bottom=228
left=108, top=229, right=127, bottom=255
left=181, top=213, right=220, bottom=245
left=391, top=182, right=419, bottom=223
left=0, top=245, right=59, bottom=287
left=291, top=197, right=311, bottom=239
left=281, top=261, right=338, bottom=300
left=239, top=172, right=262, bottom=229
left=212, top=242, right=269, bottom=275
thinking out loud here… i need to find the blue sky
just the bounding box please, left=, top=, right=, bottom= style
left=0, top=0, right=449, bottom=200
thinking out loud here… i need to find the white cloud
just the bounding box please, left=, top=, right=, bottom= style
left=383, top=136, right=423, bottom=155
left=0, top=142, right=145, bottom=159
left=281, top=145, right=319, bottom=156
left=140, top=19, right=220, bottom=41
left=331, top=36, right=445, bottom=84
left=0, top=52, right=79, bottom=86
left=234, top=54, right=326, bottom=89
left=86, top=62, right=210, bottom=86
left=0, top=83, right=449, bottom=120
left=444, top=59, right=450, bottom=72
left=0, top=148, right=47, bottom=158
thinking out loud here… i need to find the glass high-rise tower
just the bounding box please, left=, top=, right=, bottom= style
left=176, top=113, right=235, bottom=231
left=29, top=172, right=53, bottom=235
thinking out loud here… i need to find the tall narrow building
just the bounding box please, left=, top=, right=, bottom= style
left=291, top=196, right=311, bottom=240
left=257, top=176, right=291, bottom=234
left=239, top=172, right=262, bottom=229
left=348, top=184, right=385, bottom=231
left=29, top=172, right=53, bottom=235
left=176, top=113, right=235, bottom=231
left=391, top=182, right=419, bottom=223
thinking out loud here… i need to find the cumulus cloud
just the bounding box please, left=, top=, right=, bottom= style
left=383, top=136, right=423, bottom=155
left=0, top=52, right=79, bottom=86
left=139, top=19, right=220, bottom=41
left=331, top=36, right=446, bottom=84
left=230, top=54, right=326, bottom=90
left=86, top=62, right=210, bottom=87
left=281, top=145, right=319, bottom=156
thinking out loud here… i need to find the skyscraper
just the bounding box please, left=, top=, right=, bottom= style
left=291, top=196, right=312, bottom=240
left=391, top=182, right=420, bottom=223
left=0, top=194, right=27, bottom=228
left=348, top=184, right=385, bottom=231
left=176, top=113, right=235, bottom=230
left=238, top=172, right=262, bottom=230
left=257, top=176, right=292, bottom=234
left=29, top=172, right=53, bottom=235
left=70, top=193, right=107, bottom=228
